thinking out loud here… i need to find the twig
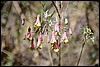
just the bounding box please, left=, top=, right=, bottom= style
left=58, top=43, right=61, bottom=66
left=48, top=44, right=53, bottom=66
left=76, top=37, right=86, bottom=66
left=12, top=1, right=22, bottom=15
left=52, top=1, right=61, bottom=19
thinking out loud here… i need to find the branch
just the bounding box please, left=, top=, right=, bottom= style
left=76, top=38, right=86, bottom=66
left=12, top=1, right=22, bottom=15
left=52, top=1, right=61, bottom=19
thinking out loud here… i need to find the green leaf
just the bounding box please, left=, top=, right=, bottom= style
left=43, top=1, right=46, bottom=5
left=48, top=11, right=55, bottom=19
left=40, top=9, right=44, bottom=23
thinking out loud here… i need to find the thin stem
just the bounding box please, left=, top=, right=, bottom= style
left=58, top=43, right=61, bottom=66
left=52, top=1, right=61, bottom=19
left=76, top=38, right=86, bottom=66
left=48, top=45, right=53, bottom=66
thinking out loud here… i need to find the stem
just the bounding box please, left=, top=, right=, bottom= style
left=58, top=43, right=61, bottom=66
left=52, top=1, right=61, bottom=19
left=76, top=38, right=86, bottom=66
left=48, top=45, right=53, bottom=66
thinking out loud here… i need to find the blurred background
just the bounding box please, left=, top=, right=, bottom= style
left=1, top=1, right=99, bottom=66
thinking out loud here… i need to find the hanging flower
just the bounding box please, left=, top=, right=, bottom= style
left=34, top=14, right=41, bottom=28
left=26, top=27, right=31, bottom=41
left=50, top=31, right=56, bottom=44
left=52, top=40, right=59, bottom=52
left=54, top=22, right=61, bottom=36
left=30, top=37, right=34, bottom=49
left=37, top=32, right=43, bottom=49
left=60, top=31, right=68, bottom=44
left=69, top=28, right=72, bottom=35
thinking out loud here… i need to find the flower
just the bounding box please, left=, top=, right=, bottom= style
left=52, top=40, right=59, bottom=52
left=30, top=37, right=34, bottom=49
left=26, top=27, right=31, bottom=40
left=60, top=31, right=68, bottom=43
left=37, top=32, right=43, bottom=49
left=34, top=14, right=41, bottom=28
left=54, top=23, right=60, bottom=36
left=21, top=18, right=25, bottom=25
left=50, top=31, right=56, bottom=44
left=69, top=28, right=72, bottom=35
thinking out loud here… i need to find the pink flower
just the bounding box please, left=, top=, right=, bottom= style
left=34, top=14, right=41, bottom=27
left=37, top=32, right=43, bottom=49
left=60, top=31, right=68, bottom=43
left=52, top=40, right=59, bottom=52
left=54, top=23, right=60, bottom=36
left=26, top=27, right=31, bottom=40
left=50, top=31, right=56, bottom=44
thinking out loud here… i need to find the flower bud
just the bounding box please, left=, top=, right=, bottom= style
left=44, top=10, right=48, bottom=18
left=21, top=19, right=25, bottom=25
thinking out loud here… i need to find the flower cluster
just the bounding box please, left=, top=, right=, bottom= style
left=22, top=10, right=73, bottom=52
left=82, top=26, right=94, bottom=43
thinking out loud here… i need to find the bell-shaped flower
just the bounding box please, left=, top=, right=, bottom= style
left=26, top=27, right=31, bottom=40
left=54, top=23, right=61, bottom=36
left=60, top=31, right=68, bottom=44
left=30, top=37, right=34, bottom=49
left=50, top=31, right=56, bottom=44
left=37, top=32, right=43, bottom=49
left=34, top=14, right=41, bottom=28
left=69, top=28, right=72, bottom=35
left=52, top=40, right=59, bottom=52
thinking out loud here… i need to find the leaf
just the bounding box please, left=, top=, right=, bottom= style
left=43, top=1, right=46, bottom=5
left=40, top=9, right=44, bottom=23
left=48, top=11, right=55, bottom=19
